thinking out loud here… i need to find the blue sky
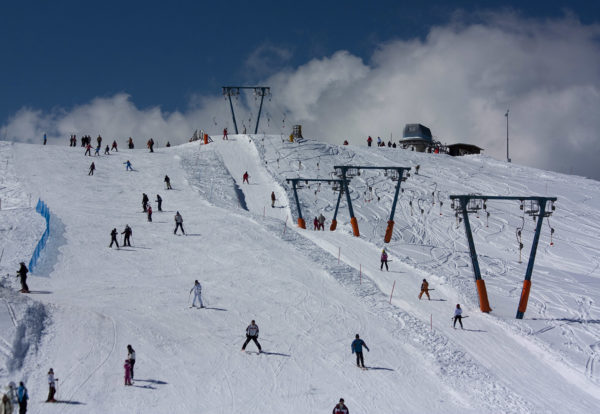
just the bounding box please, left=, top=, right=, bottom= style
left=1, top=1, right=600, bottom=179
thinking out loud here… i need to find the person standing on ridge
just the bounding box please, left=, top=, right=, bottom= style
left=241, top=320, right=262, bottom=353
left=332, top=398, right=349, bottom=414
left=164, top=175, right=172, bottom=190
left=174, top=211, right=185, bottom=235
left=367, top=136, right=372, bottom=147
left=223, top=128, right=228, bottom=140
left=17, top=382, right=28, bottom=414
left=46, top=368, right=57, bottom=402
left=43, top=133, right=47, bottom=145
left=16, top=262, right=30, bottom=293
left=271, top=191, right=276, bottom=208
left=351, top=334, right=369, bottom=369
left=109, top=228, right=119, bottom=249
left=453, top=304, right=463, bottom=329
left=380, top=248, right=389, bottom=271
left=121, top=225, right=132, bottom=247
left=242, top=171, right=249, bottom=184
left=111, top=140, right=118, bottom=151
left=190, top=280, right=204, bottom=308
left=128, top=137, right=134, bottom=149
left=127, top=345, right=136, bottom=379
left=156, top=194, right=162, bottom=211
left=104, top=145, right=110, bottom=155
left=419, top=279, right=430, bottom=300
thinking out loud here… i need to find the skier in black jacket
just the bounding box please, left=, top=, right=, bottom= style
left=156, top=194, right=162, bottom=211
left=121, top=225, right=132, bottom=247
left=109, top=228, right=119, bottom=249
left=142, top=193, right=149, bottom=212
left=16, top=262, right=30, bottom=293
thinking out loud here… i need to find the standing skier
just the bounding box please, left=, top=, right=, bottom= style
left=223, top=128, right=228, bottom=140
left=332, top=398, right=349, bottom=414
left=367, top=136, right=372, bottom=147
left=16, top=262, right=30, bottom=293
left=453, top=304, right=463, bottom=329
left=318, top=213, right=326, bottom=231
left=242, top=171, right=249, bottom=184
left=190, top=280, right=204, bottom=308
left=88, top=162, right=95, bottom=176
left=17, top=382, right=28, bottom=414
left=121, top=225, right=132, bottom=247
left=127, top=345, right=136, bottom=379
left=419, top=279, right=430, bottom=300
left=156, top=194, right=162, bottom=211
left=46, top=368, right=57, bottom=402
left=84, top=143, right=92, bottom=156
left=174, top=211, right=185, bottom=235
left=164, top=175, right=172, bottom=190
left=142, top=193, right=149, bottom=212
left=124, top=160, right=133, bottom=171
left=241, top=320, right=262, bottom=353
left=271, top=191, right=276, bottom=208
left=124, top=360, right=132, bottom=386
left=380, top=248, right=389, bottom=271
left=128, top=137, right=134, bottom=149
left=111, top=140, right=118, bottom=151
left=147, top=204, right=152, bottom=222
left=109, top=228, right=119, bottom=249
left=351, top=334, right=369, bottom=369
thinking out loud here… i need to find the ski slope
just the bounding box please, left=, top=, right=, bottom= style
left=0, top=135, right=599, bottom=413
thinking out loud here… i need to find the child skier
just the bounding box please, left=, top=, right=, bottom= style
left=190, top=280, right=204, bottom=308
left=88, top=162, right=95, bottom=176
left=351, top=334, right=369, bottom=369
left=124, top=360, right=132, bottom=385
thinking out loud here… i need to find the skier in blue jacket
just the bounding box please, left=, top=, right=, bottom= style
left=351, top=334, right=369, bottom=368
left=190, top=280, right=204, bottom=308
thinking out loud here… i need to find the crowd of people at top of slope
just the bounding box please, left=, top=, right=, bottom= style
left=67, top=134, right=172, bottom=153
left=338, top=135, right=441, bottom=154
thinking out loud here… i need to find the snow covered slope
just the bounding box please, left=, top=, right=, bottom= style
left=0, top=135, right=599, bottom=413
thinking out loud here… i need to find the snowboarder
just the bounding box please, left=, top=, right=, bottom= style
left=127, top=345, right=136, bottom=379
left=271, top=191, right=276, bottom=208
left=241, top=320, right=262, bottom=353
left=16, top=262, right=30, bottom=293
left=318, top=213, right=326, bottom=231
left=46, top=368, right=57, bottom=402
left=453, top=304, right=463, bottom=329
left=419, top=279, right=430, bottom=300
left=1, top=393, right=13, bottom=414
left=128, top=137, right=134, bottom=149
left=242, top=171, right=249, bottom=184
left=124, top=160, right=133, bottom=171
left=367, top=136, right=372, bottom=147
left=142, top=193, right=149, bottom=212
left=351, top=334, right=369, bottom=369
left=84, top=143, right=92, bottom=156
left=156, top=194, right=162, bottom=211
left=380, top=248, right=389, bottom=271
left=190, top=280, right=204, bottom=308
left=121, top=225, right=132, bottom=247
left=111, top=140, right=118, bottom=151
left=147, top=204, right=152, bottom=222
left=332, top=398, right=349, bottom=414
left=174, top=211, right=185, bottom=235
left=109, top=228, right=119, bottom=249
left=223, top=128, right=228, bottom=140
left=17, top=382, right=28, bottom=414
left=164, top=175, right=172, bottom=190
left=88, top=162, right=95, bottom=176
left=124, top=360, right=132, bottom=385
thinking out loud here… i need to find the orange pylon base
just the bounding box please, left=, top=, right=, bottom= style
left=350, top=217, right=360, bottom=237
left=476, top=279, right=492, bottom=312
left=330, top=219, right=337, bottom=231
left=384, top=220, right=394, bottom=243
left=517, top=280, right=532, bottom=314
left=298, top=218, right=306, bottom=229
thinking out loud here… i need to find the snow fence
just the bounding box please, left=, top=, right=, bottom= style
left=28, top=199, right=50, bottom=273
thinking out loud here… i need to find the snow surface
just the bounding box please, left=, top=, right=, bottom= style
left=0, top=135, right=599, bottom=413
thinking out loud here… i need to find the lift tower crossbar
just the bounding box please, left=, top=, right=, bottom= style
left=449, top=195, right=557, bottom=318
left=334, top=165, right=411, bottom=240
left=222, top=86, right=271, bottom=134
left=286, top=178, right=348, bottom=230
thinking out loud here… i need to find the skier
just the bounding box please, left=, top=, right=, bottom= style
left=147, top=204, right=153, bottom=222
left=128, top=137, right=134, bottom=149
left=367, top=136, right=372, bottom=147
left=142, top=193, right=149, bottom=212
left=124, top=160, right=133, bottom=171
left=124, top=360, right=132, bottom=386
left=271, top=191, right=276, bottom=208
left=332, top=398, right=349, bottom=414
left=121, top=225, right=132, bottom=247
left=109, top=228, right=119, bottom=249
left=380, top=248, right=389, bottom=271
left=5, top=381, right=18, bottom=410
left=190, top=280, right=204, bottom=308
left=241, top=320, right=262, bottom=353
left=419, top=279, right=430, bottom=300
left=164, top=175, right=172, bottom=190
left=318, top=213, right=326, bottom=231
left=111, top=140, right=118, bottom=151
left=377, top=136, right=382, bottom=147
left=97, top=135, right=102, bottom=147
left=313, top=217, right=319, bottom=230
left=351, top=334, right=369, bottom=369
left=387, top=140, right=392, bottom=147
left=147, top=138, right=154, bottom=153
left=174, top=211, right=185, bottom=235
left=453, top=304, right=463, bottom=329
left=104, top=145, right=110, bottom=155
left=16, top=262, right=30, bottom=293
left=17, top=382, right=28, bottom=414
left=84, top=143, right=92, bottom=156
left=94, top=144, right=101, bottom=156
left=242, top=171, right=249, bottom=184
left=88, top=162, right=95, bottom=176
left=43, top=133, right=47, bottom=145
left=223, top=127, right=228, bottom=140
left=156, top=194, right=162, bottom=211
left=46, top=368, right=57, bottom=402
left=1, top=392, right=13, bottom=414
left=127, top=345, right=136, bottom=379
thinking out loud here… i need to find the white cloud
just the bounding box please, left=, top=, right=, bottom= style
left=2, top=12, right=600, bottom=179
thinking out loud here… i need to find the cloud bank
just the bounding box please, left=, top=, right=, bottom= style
left=2, top=12, right=600, bottom=179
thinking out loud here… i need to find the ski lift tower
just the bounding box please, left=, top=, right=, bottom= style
left=222, top=86, right=271, bottom=134
left=450, top=195, right=557, bottom=318
left=286, top=178, right=347, bottom=229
